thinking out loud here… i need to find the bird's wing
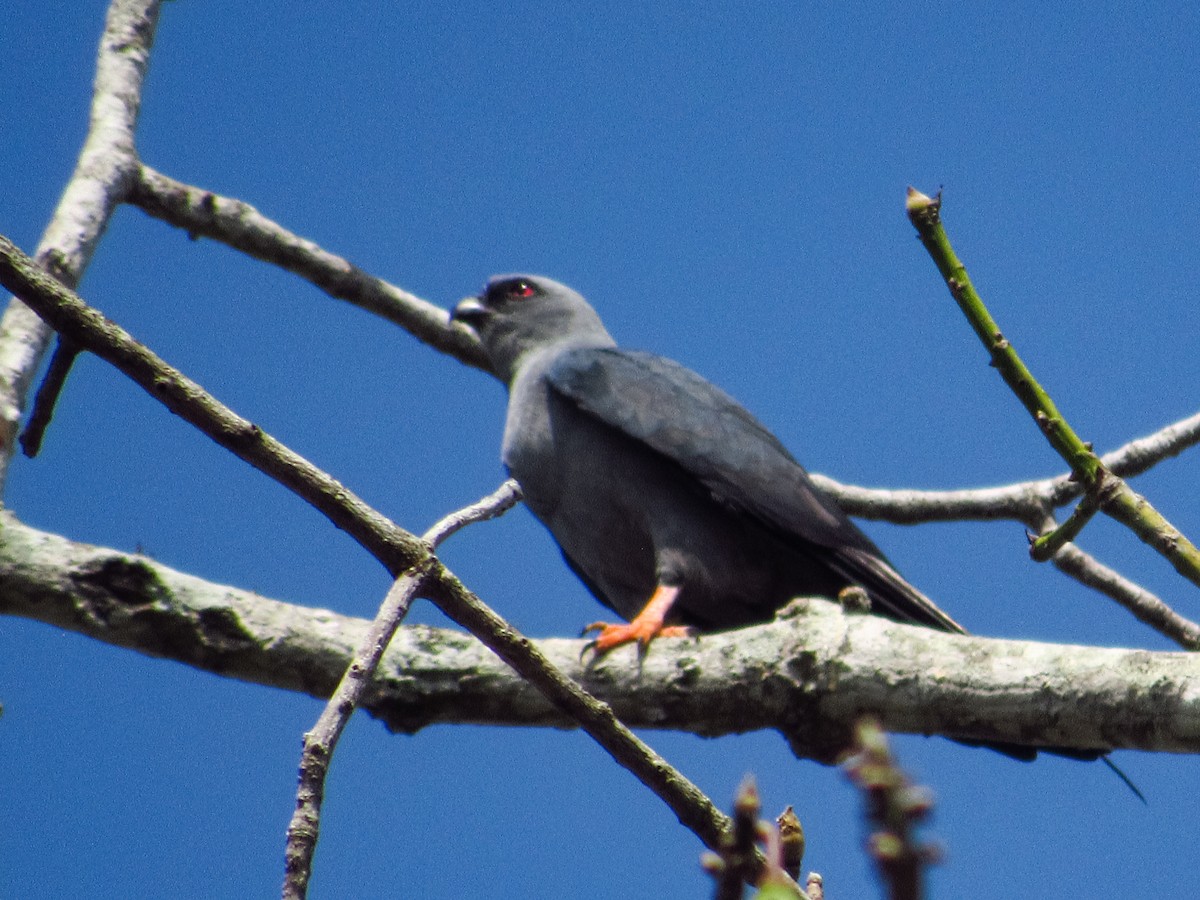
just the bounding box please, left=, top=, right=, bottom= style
left=545, top=347, right=964, bottom=632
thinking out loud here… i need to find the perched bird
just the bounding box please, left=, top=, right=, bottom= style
left=451, top=273, right=962, bottom=650
left=451, top=273, right=1137, bottom=788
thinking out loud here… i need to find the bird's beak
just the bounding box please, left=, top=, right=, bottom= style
left=450, top=295, right=488, bottom=327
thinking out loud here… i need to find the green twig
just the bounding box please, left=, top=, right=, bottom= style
left=1028, top=491, right=1101, bottom=562
left=906, top=188, right=1200, bottom=591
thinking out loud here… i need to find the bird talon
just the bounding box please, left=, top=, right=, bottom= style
left=580, top=619, right=692, bottom=656
left=579, top=638, right=601, bottom=664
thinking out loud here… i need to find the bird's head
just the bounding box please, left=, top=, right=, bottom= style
left=452, top=274, right=615, bottom=382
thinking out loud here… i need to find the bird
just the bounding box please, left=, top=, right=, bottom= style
left=451, top=273, right=1140, bottom=792
left=451, top=273, right=963, bottom=648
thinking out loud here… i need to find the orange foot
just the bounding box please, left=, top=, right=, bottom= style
left=582, top=584, right=693, bottom=652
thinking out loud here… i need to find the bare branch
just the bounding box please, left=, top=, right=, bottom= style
left=130, top=164, right=489, bottom=371
left=4, top=514, right=1198, bottom=757
left=0, top=0, right=162, bottom=489
left=817, top=472, right=1200, bottom=649
left=282, top=480, right=521, bottom=900
left=0, top=232, right=431, bottom=572
left=811, top=475, right=1049, bottom=524
left=1044, top=529, right=1200, bottom=650
left=283, top=562, right=434, bottom=900
left=423, top=479, right=523, bottom=548
left=813, top=407, right=1200, bottom=524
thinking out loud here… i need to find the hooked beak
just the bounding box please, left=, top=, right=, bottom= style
left=450, top=295, right=489, bottom=328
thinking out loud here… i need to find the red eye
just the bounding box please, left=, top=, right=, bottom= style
left=483, top=277, right=539, bottom=304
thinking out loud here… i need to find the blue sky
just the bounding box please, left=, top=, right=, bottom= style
left=2, top=2, right=1198, bottom=897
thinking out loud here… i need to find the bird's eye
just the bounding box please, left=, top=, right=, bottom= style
left=506, top=280, right=536, bottom=299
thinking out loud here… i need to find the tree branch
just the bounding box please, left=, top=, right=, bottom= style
left=907, top=187, right=1200, bottom=589
left=0, top=232, right=431, bottom=573
left=1032, top=512, right=1200, bottom=650
left=0, top=0, right=162, bottom=489
left=4, top=514, right=1197, bottom=757
left=813, top=415, right=1200, bottom=526
left=812, top=466, right=1200, bottom=650
left=129, top=164, right=488, bottom=371
left=283, top=480, right=521, bottom=900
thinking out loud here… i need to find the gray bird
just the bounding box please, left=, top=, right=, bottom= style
left=451, top=274, right=1144, bottom=792
left=451, top=273, right=962, bottom=650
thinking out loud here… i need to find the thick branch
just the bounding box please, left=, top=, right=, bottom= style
left=0, top=0, right=162, bottom=488
left=4, top=514, right=1196, bottom=759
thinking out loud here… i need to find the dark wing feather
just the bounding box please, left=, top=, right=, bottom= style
left=546, top=347, right=964, bottom=633
left=548, top=348, right=1128, bottom=769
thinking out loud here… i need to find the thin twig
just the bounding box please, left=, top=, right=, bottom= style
left=19, top=338, right=81, bottom=457
left=841, top=718, right=938, bottom=900
left=1033, top=512, right=1200, bottom=649
left=423, top=479, right=523, bottom=547
left=1027, top=491, right=1101, bottom=562
left=702, top=778, right=808, bottom=900
left=907, top=187, right=1200, bottom=589
left=130, top=164, right=488, bottom=371
left=282, top=480, right=521, bottom=900
left=281, top=560, right=434, bottom=900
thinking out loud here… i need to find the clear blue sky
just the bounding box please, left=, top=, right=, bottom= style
left=3, top=2, right=1198, bottom=897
